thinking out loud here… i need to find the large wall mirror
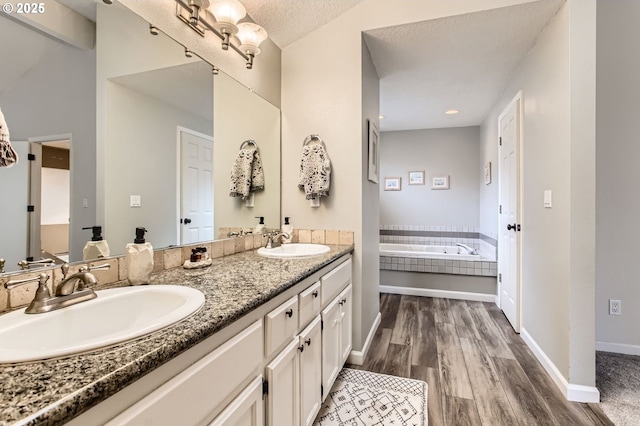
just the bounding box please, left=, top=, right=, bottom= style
left=0, top=1, right=281, bottom=274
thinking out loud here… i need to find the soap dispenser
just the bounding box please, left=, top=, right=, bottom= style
left=254, top=216, right=266, bottom=234
left=82, top=226, right=110, bottom=260
left=125, top=227, right=154, bottom=285
left=282, top=217, right=293, bottom=243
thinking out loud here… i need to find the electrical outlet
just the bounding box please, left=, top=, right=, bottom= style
left=609, top=299, right=622, bottom=316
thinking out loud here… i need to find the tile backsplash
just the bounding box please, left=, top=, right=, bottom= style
left=0, top=229, right=354, bottom=313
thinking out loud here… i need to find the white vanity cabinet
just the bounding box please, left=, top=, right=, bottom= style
left=69, top=254, right=352, bottom=426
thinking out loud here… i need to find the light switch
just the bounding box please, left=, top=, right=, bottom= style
left=130, top=195, right=141, bottom=207
left=82, top=198, right=88, bottom=208
left=544, top=190, right=552, bottom=208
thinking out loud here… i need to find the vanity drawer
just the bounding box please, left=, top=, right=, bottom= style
left=321, top=259, right=352, bottom=305
left=265, top=295, right=298, bottom=356
left=107, top=320, right=263, bottom=426
left=298, top=281, right=321, bottom=330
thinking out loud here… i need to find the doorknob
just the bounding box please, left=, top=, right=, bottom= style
left=507, top=223, right=516, bottom=231
left=183, top=218, right=192, bottom=225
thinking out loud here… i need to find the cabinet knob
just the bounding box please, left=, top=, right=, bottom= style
left=286, top=309, right=293, bottom=318
left=305, top=338, right=311, bottom=346
left=312, top=290, right=319, bottom=298
left=338, top=300, right=344, bottom=306
left=298, top=344, right=304, bottom=352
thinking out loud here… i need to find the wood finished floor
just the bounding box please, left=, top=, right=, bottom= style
left=347, top=294, right=613, bottom=426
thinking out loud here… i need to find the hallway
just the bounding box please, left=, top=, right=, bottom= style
left=348, top=294, right=612, bottom=425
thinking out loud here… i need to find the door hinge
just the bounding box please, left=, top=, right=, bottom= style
left=517, top=224, right=521, bottom=232
left=262, top=379, right=268, bottom=396
left=321, top=320, right=324, bottom=330
left=28, top=153, right=36, bottom=161
left=499, top=205, right=502, bottom=214
left=499, top=137, right=502, bottom=146
left=498, top=273, right=502, bottom=283
left=27, top=205, right=35, bottom=212
left=321, top=384, right=324, bottom=397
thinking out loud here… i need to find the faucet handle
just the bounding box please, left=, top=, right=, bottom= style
left=0, top=258, right=5, bottom=273
left=87, top=263, right=111, bottom=272
left=61, top=263, right=70, bottom=279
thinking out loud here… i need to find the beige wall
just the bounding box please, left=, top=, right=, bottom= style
left=596, top=0, right=640, bottom=354
left=479, top=0, right=596, bottom=394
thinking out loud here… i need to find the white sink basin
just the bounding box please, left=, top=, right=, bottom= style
left=0, top=285, right=204, bottom=363
left=257, top=243, right=330, bottom=258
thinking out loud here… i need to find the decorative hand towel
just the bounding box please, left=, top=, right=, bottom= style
left=0, top=108, right=18, bottom=168
left=298, top=144, right=331, bottom=200
left=229, top=147, right=265, bottom=200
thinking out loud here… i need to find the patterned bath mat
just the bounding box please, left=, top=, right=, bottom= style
left=314, top=368, right=428, bottom=426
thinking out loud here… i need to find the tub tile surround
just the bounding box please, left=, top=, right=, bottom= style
left=0, top=229, right=355, bottom=313
left=0, top=240, right=354, bottom=425
left=380, top=225, right=497, bottom=277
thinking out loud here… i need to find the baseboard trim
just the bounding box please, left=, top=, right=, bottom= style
left=380, top=285, right=496, bottom=303
left=347, top=312, right=381, bottom=365
left=596, top=341, right=640, bottom=356
left=521, top=328, right=600, bottom=403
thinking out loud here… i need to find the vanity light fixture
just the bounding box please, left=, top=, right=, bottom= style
left=175, top=0, right=268, bottom=69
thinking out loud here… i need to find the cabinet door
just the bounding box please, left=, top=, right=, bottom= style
left=209, top=375, right=264, bottom=426
left=299, top=317, right=322, bottom=426
left=266, top=339, right=299, bottom=426
left=321, top=296, right=341, bottom=396
left=338, top=285, right=353, bottom=364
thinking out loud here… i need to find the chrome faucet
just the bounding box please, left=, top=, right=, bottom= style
left=17, top=258, right=55, bottom=270
left=1, top=263, right=109, bottom=314
left=264, top=231, right=290, bottom=249
left=456, top=243, right=478, bottom=255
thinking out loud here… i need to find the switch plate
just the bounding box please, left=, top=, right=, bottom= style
left=609, top=299, right=622, bottom=315
left=130, top=195, right=141, bottom=207
left=544, top=190, right=552, bottom=208
left=82, top=198, right=88, bottom=208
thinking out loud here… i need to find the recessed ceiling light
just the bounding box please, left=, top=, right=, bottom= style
left=445, top=109, right=460, bottom=115
left=379, top=114, right=385, bottom=120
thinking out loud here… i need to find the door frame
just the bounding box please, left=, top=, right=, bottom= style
left=497, top=90, right=524, bottom=332
left=176, top=126, right=214, bottom=245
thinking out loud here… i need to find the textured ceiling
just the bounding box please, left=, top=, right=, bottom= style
left=240, top=0, right=364, bottom=47
left=364, top=0, right=565, bottom=131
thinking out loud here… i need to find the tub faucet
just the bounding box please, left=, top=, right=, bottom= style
left=456, top=243, right=478, bottom=255
left=264, top=231, right=290, bottom=249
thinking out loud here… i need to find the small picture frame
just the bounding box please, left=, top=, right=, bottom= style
left=431, top=175, right=450, bottom=190
left=384, top=177, right=402, bottom=191
left=484, top=162, right=492, bottom=185
left=367, top=120, right=380, bottom=184
left=408, top=171, right=425, bottom=185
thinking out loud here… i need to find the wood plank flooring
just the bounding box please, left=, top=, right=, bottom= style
left=347, top=294, right=613, bottom=426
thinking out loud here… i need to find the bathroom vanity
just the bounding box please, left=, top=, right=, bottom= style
left=0, top=245, right=353, bottom=425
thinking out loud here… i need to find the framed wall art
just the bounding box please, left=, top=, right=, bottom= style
left=367, top=119, right=380, bottom=183
left=431, top=175, right=450, bottom=190
left=408, top=171, right=425, bottom=185
left=384, top=177, right=401, bottom=191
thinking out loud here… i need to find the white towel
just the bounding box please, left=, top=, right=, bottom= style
left=298, top=144, right=331, bottom=200
left=0, top=108, right=18, bottom=168
left=229, top=147, right=265, bottom=200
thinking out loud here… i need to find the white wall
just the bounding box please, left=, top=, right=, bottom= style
left=380, top=127, right=481, bottom=227
left=479, top=0, right=597, bottom=396
left=595, top=0, right=640, bottom=355
left=281, top=0, right=543, bottom=351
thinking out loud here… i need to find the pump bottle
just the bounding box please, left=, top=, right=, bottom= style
left=82, top=226, right=110, bottom=260
left=125, top=227, right=154, bottom=285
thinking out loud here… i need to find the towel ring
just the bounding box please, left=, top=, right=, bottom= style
left=240, top=139, right=258, bottom=150
left=303, top=134, right=326, bottom=148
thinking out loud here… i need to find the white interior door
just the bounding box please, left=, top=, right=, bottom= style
left=180, top=128, right=214, bottom=245
left=498, top=92, right=522, bottom=332
left=0, top=141, right=29, bottom=269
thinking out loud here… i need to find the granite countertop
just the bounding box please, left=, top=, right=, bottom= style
left=0, top=245, right=353, bottom=426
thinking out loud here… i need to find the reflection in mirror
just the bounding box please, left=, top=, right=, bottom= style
left=0, top=12, right=96, bottom=274
left=99, top=3, right=280, bottom=256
